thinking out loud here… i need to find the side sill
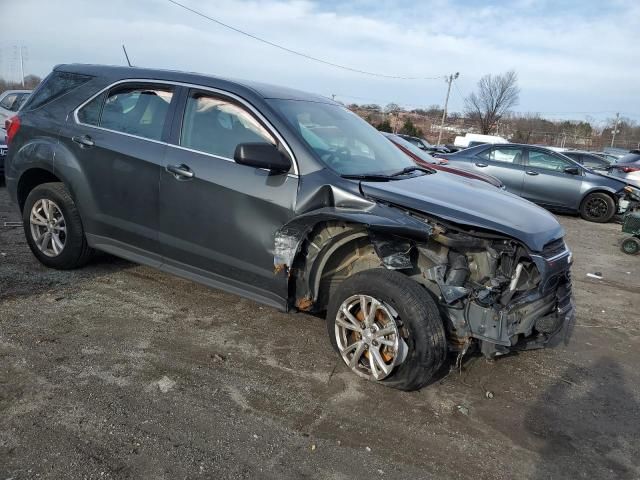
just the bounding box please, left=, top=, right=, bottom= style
left=86, top=233, right=287, bottom=312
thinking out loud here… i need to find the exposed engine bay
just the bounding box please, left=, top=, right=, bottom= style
left=411, top=219, right=574, bottom=357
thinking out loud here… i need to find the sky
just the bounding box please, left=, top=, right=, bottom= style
left=2, top=0, right=639, bottom=123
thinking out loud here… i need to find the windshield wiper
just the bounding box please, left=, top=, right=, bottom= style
left=341, top=173, right=394, bottom=181
left=388, top=165, right=434, bottom=177
left=341, top=166, right=434, bottom=181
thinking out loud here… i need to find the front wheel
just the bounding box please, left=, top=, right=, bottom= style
left=580, top=192, right=616, bottom=223
left=326, top=269, right=447, bottom=391
left=621, top=237, right=640, bottom=255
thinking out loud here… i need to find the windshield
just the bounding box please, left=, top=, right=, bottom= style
left=268, top=99, right=415, bottom=175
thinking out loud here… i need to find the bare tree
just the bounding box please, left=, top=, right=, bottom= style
left=465, top=70, right=520, bottom=135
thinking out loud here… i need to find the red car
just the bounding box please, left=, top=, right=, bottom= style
left=383, top=133, right=505, bottom=189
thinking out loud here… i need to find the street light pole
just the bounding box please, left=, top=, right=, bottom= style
left=437, top=72, right=459, bottom=146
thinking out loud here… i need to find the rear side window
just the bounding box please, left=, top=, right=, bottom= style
left=478, top=146, right=524, bottom=164
left=180, top=92, right=275, bottom=158
left=22, top=71, right=91, bottom=111
left=0, top=93, right=18, bottom=110
left=78, top=85, right=173, bottom=141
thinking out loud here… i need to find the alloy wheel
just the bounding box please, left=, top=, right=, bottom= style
left=585, top=197, right=609, bottom=219
left=334, top=294, right=408, bottom=381
left=29, top=198, right=67, bottom=257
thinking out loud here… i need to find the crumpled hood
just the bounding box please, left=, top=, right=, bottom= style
left=361, top=172, right=564, bottom=252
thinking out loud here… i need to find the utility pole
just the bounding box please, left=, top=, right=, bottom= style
left=610, top=112, right=620, bottom=148
left=437, top=72, right=459, bottom=146
left=19, top=46, right=25, bottom=87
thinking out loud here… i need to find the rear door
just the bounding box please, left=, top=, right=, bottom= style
left=469, top=145, right=526, bottom=195
left=64, top=82, right=177, bottom=260
left=158, top=88, right=298, bottom=301
left=521, top=148, right=583, bottom=209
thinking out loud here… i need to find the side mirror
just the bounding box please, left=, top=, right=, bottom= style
left=564, top=166, right=580, bottom=175
left=234, top=143, right=292, bottom=173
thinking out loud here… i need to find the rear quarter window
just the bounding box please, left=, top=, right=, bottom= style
left=21, top=71, right=92, bottom=111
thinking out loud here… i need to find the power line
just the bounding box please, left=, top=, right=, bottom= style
left=166, top=0, right=444, bottom=80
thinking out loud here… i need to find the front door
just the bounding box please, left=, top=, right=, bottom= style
left=62, top=82, right=177, bottom=260
left=159, top=89, right=298, bottom=302
left=521, top=148, right=583, bottom=209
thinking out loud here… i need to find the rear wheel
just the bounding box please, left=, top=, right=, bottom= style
left=326, top=269, right=447, bottom=391
left=23, top=182, right=93, bottom=269
left=621, top=237, right=640, bottom=255
left=580, top=192, right=616, bottom=223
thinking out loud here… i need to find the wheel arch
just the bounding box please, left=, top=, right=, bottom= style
left=579, top=188, right=618, bottom=209
left=274, top=206, right=434, bottom=312
left=16, top=167, right=62, bottom=212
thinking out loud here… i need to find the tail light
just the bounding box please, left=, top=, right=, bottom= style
left=5, top=115, right=20, bottom=145
left=620, top=166, right=640, bottom=173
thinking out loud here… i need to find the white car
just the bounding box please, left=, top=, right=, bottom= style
left=0, top=89, right=32, bottom=125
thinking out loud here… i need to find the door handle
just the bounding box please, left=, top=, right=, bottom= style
left=72, top=134, right=94, bottom=147
left=475, top=162, right=488, bottom=167
left=525, top=170, right=539, bottom=176
left=166, top=164, right=194, bottom=179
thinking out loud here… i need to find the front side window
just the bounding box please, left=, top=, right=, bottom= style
left=78, top=85, right=173, bottom=141
left=528, top=150, right=573, bottom=172
left=479, top=147, right=524, bottom=164
left=268, top=99, right=415, bottom=175
left=180, top=92, right=275, bottom=159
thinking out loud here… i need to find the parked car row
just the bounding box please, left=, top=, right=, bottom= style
left=0, top=89, right=32, bottom=125
left=4, top=64, right=576, bottom=390
left=0, top=89, right=32, bottom=176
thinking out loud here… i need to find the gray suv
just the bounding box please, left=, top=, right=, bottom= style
left=5, top=65, right=574, bottom=390
left=442, top=144, right=630, bottom=222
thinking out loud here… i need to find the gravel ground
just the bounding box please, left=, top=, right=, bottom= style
left=1, top=184, right=639, bottom=480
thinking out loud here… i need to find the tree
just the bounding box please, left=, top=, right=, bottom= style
left=384, top=103, right=402, bottom=115
left=465, top=70, right=520, bottom=134
left=23, top=74, right=42, bottom=89
left=399, top=118, right=423, bottom=137
left=376, top=119, right=393, bottom=133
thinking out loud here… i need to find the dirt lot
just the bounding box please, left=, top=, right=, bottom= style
left=1, top=184, right=639, bottom=480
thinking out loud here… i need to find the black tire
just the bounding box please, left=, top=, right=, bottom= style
left=326, top=269, right=447, bottom=391
left=22, top=182, right=93, bottom=269
left=621, top=237, right=640, bottom=255
left=580, top=192, right=616, bottom=223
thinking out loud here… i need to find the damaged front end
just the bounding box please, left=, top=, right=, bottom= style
left=275, top=201, right=575, bottom=360
left=416, top=223, right=575, bottom=358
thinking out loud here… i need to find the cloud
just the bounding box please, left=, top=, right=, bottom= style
left=5, top=0, right=639, bottom=120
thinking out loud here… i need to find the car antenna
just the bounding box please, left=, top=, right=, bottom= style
left=122, top=44, right=133, bottom=67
